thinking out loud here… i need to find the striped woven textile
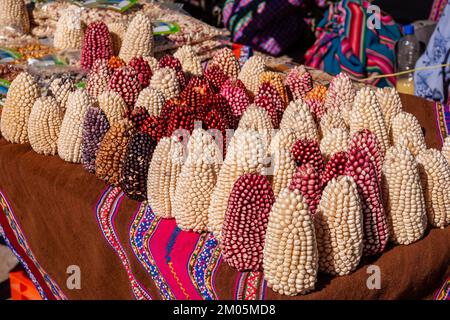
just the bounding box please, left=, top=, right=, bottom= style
left=429, top=0, right=449, bottom=21
left=305, top=0, right=402, bottom=87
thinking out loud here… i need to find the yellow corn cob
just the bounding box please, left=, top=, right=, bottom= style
left=375, top=87, right=402, bottom=127
left=57, top=90, right=94, bottom=163
left=315, top=176, right=363, bottom=275
left=383, top=145, right=427, bottom=244
left=305, top=84, right=327, bottom=104
left=280, top=100, right=318, bottom=141
left=147, top=136, right=184, bottom=218
left=349, top=86, right=390, bottom=154
left=174, top=128, right=222, bottom=232
left=0, top=72, right=40, bottom=144
left=416, top=149, right=450, bottom=228
left=208, top=129, right=267, bottom=241
left=319, top=128, right=349, bottom=161
left=119, top=13, right=154, bottom=63
left=263, top=188, right=318, bottom=296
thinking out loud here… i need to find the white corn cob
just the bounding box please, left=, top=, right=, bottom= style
left=0, top=72, right=40, bottom=143
left=57, top=90, right=94, bottom=163
left=237, top=104, right=273, bottom=148
left=28, top=96, right=64, bottom=156
left=173, top=128, right=222, bottom=232
left=315, top=176, right=363, bottom=275
left=263, top=188, right=318, bottom=296
left=53, top=8, right=84, bottom=50
left=280, top=100, right=318, bottom=141
left=323, top=73, right=355, bottom=125
left=269, top=129, right=298, bottom=197
left=238, top=56, right=266, bottom=97
left=48, top=77, right=74, bottom=111
left=119, top=13, right=154, bottom=63
left=147, top=136, right=184, bottom=218
left=135, top=87, right=165, bottom=117
left=443, top=137, right=450, bottom=165
left=97, top=90, right=127, bottom=125
left=349, top=86, right=390, bottom=154
left=320, top=128, right=349, bottom=161
left=208, top=47, right=240, bottom=80
left=208, top=129, right=267, bottom=240
left=375, top=87, right=402, bottom=127
left=394, top=131, right=426, bottom=157
left=107, top=22, right=127, bottom=55
left=86, top=59, right=112, bottom=98
left=383, top=145, right=427, bottom=244
left=149, top=67, right=181, bottom=101
left=0, top=0, right=29, bottom=34
left=319, top=109, right=347, bottom=138
left=390, top=111, right=424, bottom=146
left=173, top=45, right=203, bottom=77
left=416, top=149, right=450, bottom=228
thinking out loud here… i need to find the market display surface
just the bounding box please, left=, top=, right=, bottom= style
left=0, top=0, right=449, bottom=300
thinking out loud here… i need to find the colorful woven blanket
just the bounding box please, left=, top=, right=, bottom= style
left=305, top=0, right=402, bottom=87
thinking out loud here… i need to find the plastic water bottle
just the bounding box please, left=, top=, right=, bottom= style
left=396, top=24, right=421, bottom=95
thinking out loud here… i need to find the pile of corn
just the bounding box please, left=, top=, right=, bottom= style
left=0, top=14, right=449, bottom=297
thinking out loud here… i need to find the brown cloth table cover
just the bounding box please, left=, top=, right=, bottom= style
left=0, top=94, right=449, bottom=300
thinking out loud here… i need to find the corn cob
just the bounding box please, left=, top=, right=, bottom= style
left=320, top=128, right=349, bottom=161
left=237, top=105, right=273, bottom=148
left=142, top=56, right=159, bottom=72
left=86, top=59, right=112, bottom=98
left=280, top=100, right=318, bottom=141
left=291, top=138, right=325, bottom=177
left=390, top=111, right=424, bottom=147
left=394, top=131, right=426, bottom=157
left=220, top=80, right=250, bottom=118
left=259, top=71, right=289, bottom=106
left=147, top=137, right=184, bottom=218
left=0, top=0, right=29, bottom=34
left=129, top=56, right=153, bottom=89
left=95, top=120, right=134, bottom=186
left=443, top=137, right=450, bottom=165
left=255, top=82, right=284, bottom=128
left=315, top=176, right=363, bottom=275
left=107, top=22, right=127, bottom=56
left=345, top=146, right=388, bottom=256
left=382, top=145, right=427, bottom=244
left=322, top=151, right=348, bottom=187
left=48, top=77, right=74, bottom=111
left=222, top=173, right=275, bottom=271
left=349, top=129, right=384, bottom=186
left=57, top=90, right=94, bottom=163
left=149, top=67, right=181, bottom=101
left=135, top=87, right=165, bottom=117
left=416, top=149, right=450, bottom=228
left=238, top=56, right=267, bottom=98
left=263, top=188, right=318, bottom=296
left=285, top=65, right=313, bottom=101
left=28, top=96, right=64, bottom=156
left=97, top=90, right=127, bottom=125
left=173, top=45, right=203, bottom=78
left=81, top=105, right=110, bottom=173
left=375, top=87, right=402, bottom=128
left=305, top=98, right=326, bottom=121
left=208, top=129, right=267, bottom=241
left=0, top=72, right=40, bottom=144
left=53, top=8, right=84, bottom=50
left=108, top=66, right=142, bottom=109
left=290, top=163, right=322, bottom=216
left=108, top=56, right=126, bottom=69
left=158, top=55, right=187, bottom=90
left=305, top=84, right=327, bottom=104
left=319, top=108, right=347, bottom=138
left=208, top=48, right=240, bottom=80
left=181, top=76, right=214, bottom=108
left=119, top=13, right=154, bottom=63
left=204, top=65, right=229, bottom=91
left=349, top=87, right=390, bottom=154
left=173, top=128, right=222, bottom=232
left=323, top=73, right=355, bottom=125
left=269, top=129, right=298, bottom=197
left=80, top=22, right=113, bottom=70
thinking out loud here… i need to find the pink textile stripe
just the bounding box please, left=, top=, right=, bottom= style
left=348, top=2, right=365, bottom=61
left=148, top=218, right=203, bottom=300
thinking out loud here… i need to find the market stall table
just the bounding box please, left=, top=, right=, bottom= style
left=0, top=94, right=449, bottom=300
